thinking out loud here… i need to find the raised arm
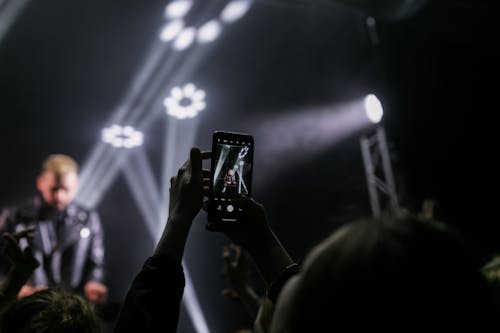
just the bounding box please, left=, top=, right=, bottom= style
left=221, top=198, right=297, bottom=303
left=0, top=229, right=39, bottom=314
left=114, top=147, right=210, bottom=333
left=221, top=243, right=263, bottom=319
left=154, top=148, right=210, bottom=260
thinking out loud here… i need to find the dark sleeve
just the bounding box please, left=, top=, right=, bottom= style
left=0, top=208, right=15, bottom=235
left=113, top=254, right=185, bottom=333
left=87, top=211, right=106, bottom=283
left=0, top=208, right=14, bottom=278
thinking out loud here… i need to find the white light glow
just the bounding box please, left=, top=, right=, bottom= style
left=101, top=125, right=144, bottom=148
left=165, top=0, right=192, bottom=19
left=122, top=150, right=161, bottom=237
left=364, top=94, right=384, bottom=123
left=160, top=20, right=185, bottom=42
left=197, top=20, right=222, bottom=44
left=183, top=267, right=210, bottom=333
left=80, top=227, right=90, bottom=239
left=163, top=83, right=206, bottom=119
left=173, top=27, right=196, bottom=50
left=251, top=101, right=370, bottom=188
left=220, top=0, right=252, bottom=23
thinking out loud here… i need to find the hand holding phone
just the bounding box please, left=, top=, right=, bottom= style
left=207, top=131, right=254, bottom=230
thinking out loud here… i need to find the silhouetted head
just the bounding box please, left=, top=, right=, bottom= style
left=0, top=289, right=100, bottom=333
left=270, top=215, right=496, bottom=331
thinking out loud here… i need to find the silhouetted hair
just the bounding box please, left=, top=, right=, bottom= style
left=0, top=289, right=100, bottom=333
left=482, top=255, right=500, bottom=309
left=273, top=215, right=496, bottom=331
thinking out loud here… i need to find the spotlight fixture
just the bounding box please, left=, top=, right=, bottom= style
left=163, top=83, right=206, bottom=119
left=173, top=27, right=196, bottom=50
left=196, top=20, right=222, bottom=44
left=159, top=0, right=253, bottom=48
left=364, top=94, right=383, bottom=124
left=165, top=0, right=193, bottom=19
left=159, top=19, right=185, bottom=42
left=101, top=125, right=144, bottom=148
left=220, top=0, right=252, bottom=23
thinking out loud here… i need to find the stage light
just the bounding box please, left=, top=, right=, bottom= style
left=160, top=19, right=185, bottom=42
left=165, top=0, right=193, bottom=19
left=364, top=94, right=383, bottom=123
left=163, top=83, right=206, bottom=119
left=80, top=227, right=90, bottom=239
left=220, top=0, right=252, bottom=23
left=173, top=27, right=196, bottom=50
left=101, top=125, right=144, bottom=148
left=197, top=20, right=222, bottom=44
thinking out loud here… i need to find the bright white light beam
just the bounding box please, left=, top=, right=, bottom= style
left=183, top=267, right=210, bottom=333
left=85, top=151, right=132, bottom=209
left=159, top=116, right=202, bottom=233
left=122, top=149, right=161, bottom=237
left=77, top=41, right=170, bottom=200
left=77, top=144, right=116, bottom=205
left=0, top=0, right=32, bottom=45
left=250, top=100, right=373, bottom=188
left=212, top=145, right=230, bottom=187
left=157, top=116, right=208, bottom=333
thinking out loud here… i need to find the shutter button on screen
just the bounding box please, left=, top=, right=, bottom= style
left=226, top=205, right=234, bottom=212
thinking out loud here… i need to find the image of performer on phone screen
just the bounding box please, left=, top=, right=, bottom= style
left=223, top=168, right=238, bottom=197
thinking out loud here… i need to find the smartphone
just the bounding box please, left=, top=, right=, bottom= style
left=207, top=131, right=254, bottom=230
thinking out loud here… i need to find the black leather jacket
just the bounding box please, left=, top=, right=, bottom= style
left=0, top=196, right=105, bottom=292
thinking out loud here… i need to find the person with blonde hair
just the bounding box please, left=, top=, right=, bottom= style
left=0, top=154, right=108, bottom=305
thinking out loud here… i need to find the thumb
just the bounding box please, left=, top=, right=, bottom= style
left=190, top=147, right=202, bottom=183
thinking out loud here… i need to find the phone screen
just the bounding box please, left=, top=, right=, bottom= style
left=207, top=131, right=253, bottom=228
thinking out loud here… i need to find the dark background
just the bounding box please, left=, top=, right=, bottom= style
left=0, top=0, right=498, bottom=332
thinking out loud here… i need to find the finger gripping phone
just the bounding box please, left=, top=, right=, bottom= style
left=207, top=131, right=254, bottom=230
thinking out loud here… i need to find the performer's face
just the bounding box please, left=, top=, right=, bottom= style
left=228, top=169, right=233, bottom=176
left=36, top=171, right=79, bottom=211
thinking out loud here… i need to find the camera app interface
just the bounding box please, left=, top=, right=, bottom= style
left=212, top=138, right=253, bottom=222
